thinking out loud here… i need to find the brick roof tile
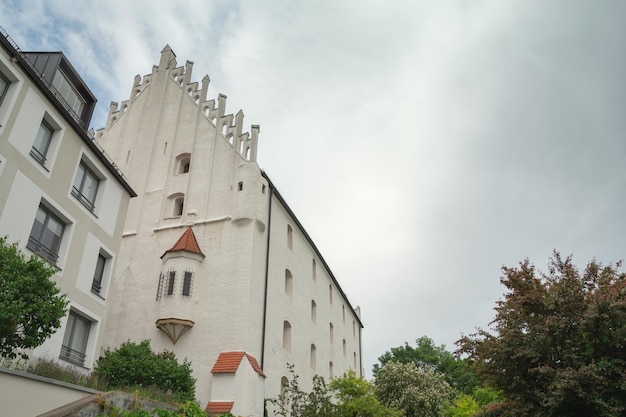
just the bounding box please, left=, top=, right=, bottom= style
left=211, top=351, right=266, bottom=377
left=206, top=401, right=234, bottom=413
left=161, top=227, right=204, bottom=258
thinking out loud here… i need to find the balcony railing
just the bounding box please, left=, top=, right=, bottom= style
left=60, top=345, right=86, bottom=366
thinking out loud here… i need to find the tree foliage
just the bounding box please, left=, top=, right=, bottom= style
left=267, top=365, right=401, bottom=417
left=457, top=252, right=626, bottom=417
left=373, top=336, right=481, bottom=394
left=0, top=236, right=68, bottom=359
left=375, top=361, right=455, bottom=417
left=95, top=340, right=196, bottom=402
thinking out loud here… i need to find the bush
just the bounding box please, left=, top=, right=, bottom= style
left=95, top=340, right=196, bottom=402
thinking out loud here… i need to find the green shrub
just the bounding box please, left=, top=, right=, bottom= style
left=95, top=340, right=196, bottom=402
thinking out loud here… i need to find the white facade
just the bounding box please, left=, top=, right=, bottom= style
left=0, top=29, right=134, bottom=371
left=97, top=46, right=363, bottom=415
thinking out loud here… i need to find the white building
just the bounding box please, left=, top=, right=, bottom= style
left=0, top=27, right=135, bottom=370
left=97, top=45, right=363, bottom=416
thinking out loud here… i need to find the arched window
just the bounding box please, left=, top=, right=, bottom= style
left=280, top=376, right=289, bottom=396
left=311, top=300, right=317, bottom=323
left=329, top=284, right=333, bottom=304
left=287, top=224, right=293, bottom=250
left=174, top=197, right=184, bottom=216
left=329, top=361, right=334, bottom=378
left=342, top=305, right=346, bottom=323
left=285, top=269, right=293, bottom=297
left=310, top=344, right=316, bottom=370
left=175, top=153, right=191, bottom=174
left=312, top=258, right=317, bottom=281
left=354, top=352, right=357, bottom=370
left=343, top=339, right=347, bottom=358
left=329, top=322, right=334, bottom=345
left=283, top=321, right=291, bottom=352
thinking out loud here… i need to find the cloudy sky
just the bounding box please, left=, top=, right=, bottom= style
left=3, top=0, right=625, bottom=377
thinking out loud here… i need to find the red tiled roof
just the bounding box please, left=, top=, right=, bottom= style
left=211, top=351, right=266, bottom=377
left=206, top=401, right=234, bottom=413
left=161, top=227, right=204, bottom=258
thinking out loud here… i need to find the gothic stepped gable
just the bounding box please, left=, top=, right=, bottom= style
left=95, top=44, right=260, bottom=163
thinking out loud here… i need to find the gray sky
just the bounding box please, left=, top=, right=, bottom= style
left=3, top=0, right=625, bottom=378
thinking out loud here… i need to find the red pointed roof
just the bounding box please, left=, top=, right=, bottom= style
left=206, top=401, right=234, bottom=413
left=161, top=227, right=204, bottom=258
left=211, top=351, right=266, bottom=377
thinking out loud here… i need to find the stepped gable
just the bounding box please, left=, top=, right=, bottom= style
left=211, top=351, right=266, bottom=377
left=161, top=227, right=205, bottom=258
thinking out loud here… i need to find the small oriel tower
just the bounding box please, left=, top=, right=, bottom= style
left=97, top=45, right=269, bottom=415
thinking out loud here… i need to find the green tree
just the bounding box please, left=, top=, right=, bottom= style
left=267, top=364, right=334, bottom=417
left=374, top=336, right=480, bottom=394
left=375, top=361, right=455, bottom=417
left=95, top=340, right=196, bottom=402
left=330, top=370, right=402, bottom=417
left=457, top=253, right=626, bottom=417
left=0, top=236, right=68, bottom=359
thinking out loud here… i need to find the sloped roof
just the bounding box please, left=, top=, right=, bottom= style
left=210, top=351, right=266, bottom=377
left=161, top=227, right=204, bottom=258
left=205, top=401, right=234, bottom=413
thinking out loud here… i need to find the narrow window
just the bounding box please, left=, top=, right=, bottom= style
left=27, top=204, right=65, bottom=264
left=311, top=300, right=317, bottom=323
left=72, top=160, right=100, bottom=211
left=329, top=284, right=333, bottom=304
left=174, top=197, right=184, bottom=216
left=31, top=120, right=54, bottom=165
left=91, top=253, right=107, bottom=295
left=0, top=71, right=9, bottom=107
left=156, top=272, right=165, bottom=300
left=342, top=305, right=346, bottom=323
left=353, top=320, right=356, bottom=337
left=238, top=181, right=243, bottom=191
left=329, top=323, right=334, bottom=345
left=285, top=269, right=293, bottom=296
left=182, top=270, right=193, bottom=297
left=60, top=311, right=91, bottom=366
left=343, top=339, right=347, bottom=358
left=287, top=224, right=293, bottom=250
left=329, top=361, right=334, bottom=378
left=312, top=258, right=317, bottom=281
left=354, top=352, right=357, bottom=370
left=280, top=377, right=289, bottom=396
left=167, top=270, right=176, bottom=296
left=310, top=344, right=317, bottom=370
left=283, top=321, right=291, bottom=352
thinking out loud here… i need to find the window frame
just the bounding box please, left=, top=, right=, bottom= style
left=0, top=71, right=9, bottom=107
left=91, top=253, right=107, bottom=295
left=182, top=270, right=193, bottom=297
left=60, top=310, right=91, bottom=366
left=30, top=119, right=54, bottom=166
left=27, top=204, right=65, bottom=264
left=72, top=160, right=100, bottom=212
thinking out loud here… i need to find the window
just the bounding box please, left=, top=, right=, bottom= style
left=167, top=270, right=176, bottom=296
left=311, top=300, right=317, bottom=323
left=30, top=120, right=54, bottom=165
left=312, top=258, right=317, bottom=281
left=72, top=161, right=100, bottom=211
left=329, top=361, right=334, bottom=378
left=283, top=321, right=291, bottom=352
left=175, top=153, right=191, bottom=174
left=287, top=225, right=293, bottom=250
left=60, top=311, right=91, bottom=366
left=329, top=323, right=334, bottom=345
left=0, top=71, right=9, bottom=107
left=343, top=339, right=347, bottom=358
left=52, top=70, right=85, bottom=117
left=27, top=204, right=65, bottom=264
left=343, top=305, right=346, bottom=323
left=310, top=344, right=317, bottom=370
left=174, top=197, right=184, bottom=216
left=91, top=253, right=107, bottom=295
left=329, top=284, right=333, bottom=304
left=285, top=269, right=293, bottom=296
left=182, top=271, right=193, bottom=297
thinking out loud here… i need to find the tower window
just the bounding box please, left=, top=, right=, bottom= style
left=182, top=270, right=193, bottom=297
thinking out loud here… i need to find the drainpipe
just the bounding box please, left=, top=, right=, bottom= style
left=260, top=183, right=273, bottom=368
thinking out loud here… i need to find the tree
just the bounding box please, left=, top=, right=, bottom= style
left=375, top=361, right=455, bottom=417
left=267, top=364, right=334, bottom=417
left=0, top=236, right=68, bottom=359
left=457, top=252, right=626, bottom=417
left=373, top=336, right=481, bottom=394
left=95, top=340, right=196, bottom=402
left=330, top=370, right=402, bottom=417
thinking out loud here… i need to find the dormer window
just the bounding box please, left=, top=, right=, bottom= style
left=52, top=70, right=85, bottom=117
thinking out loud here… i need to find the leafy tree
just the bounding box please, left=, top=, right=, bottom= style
left=330, top=370, right=402, bottom=417
left=374, top=336, right=480, bottom=394
left=0, top=236, right=68, bottom=359
left=457, top=252, right=626, bottom=417
left=95, top=340, right=196, bottom=402
left=375, top=361, right=455, bottom=417
left=267, top=364, right=334, bottom=417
